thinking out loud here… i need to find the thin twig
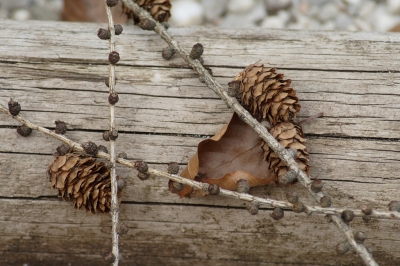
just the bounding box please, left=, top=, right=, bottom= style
left=1, top=104, right=399, bottom=222
left=119, top=1, right=379, bottom=265
left=104, top=1, right=119, bottom=264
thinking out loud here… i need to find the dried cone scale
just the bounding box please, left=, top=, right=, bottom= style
left=123, top=0, right=171, bottom=24
left=47, top=153, right=122, bottom=213
left=229, top=63, right=301, bottom=126
left=262, top=122, right=310, bottom=179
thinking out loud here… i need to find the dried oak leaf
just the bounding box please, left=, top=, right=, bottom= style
left=171, top=113, right=276, bottom=198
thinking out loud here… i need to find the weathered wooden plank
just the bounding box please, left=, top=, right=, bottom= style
left=0, top=199, right=399, bottom=266
left=1, top=19, right=400, bottom=265
left=0, top=128, right=399, bottom=210
left=1, top=62, right=400, bottom=138
left=1, top=20, right=399, bottom=71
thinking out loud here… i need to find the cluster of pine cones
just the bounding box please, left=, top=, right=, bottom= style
left=230, top=63, right=310, bottom=180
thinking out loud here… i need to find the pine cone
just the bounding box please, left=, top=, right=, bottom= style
left=229, top=63, right=301, bottom=126
left=123, top=0, right=171, bottom=24
left=261, top=122, right=309, bottom=179
left=47, top=153, right=122, bottom=213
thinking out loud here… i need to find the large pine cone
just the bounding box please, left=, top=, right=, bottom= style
left=47, top=153, right=121, bottom=214
left=229, top=63, right=301, bottom=126
left=123, top=0, right=171, bottom=23
left=261, top=122, right=309, bottom=179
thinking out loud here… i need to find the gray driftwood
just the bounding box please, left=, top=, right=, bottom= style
left=0, top=20, right=399, bottom=265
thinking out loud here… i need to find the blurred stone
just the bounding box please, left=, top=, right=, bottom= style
left=388, top=0, right=400, bottom=14
left=11, top=8, right=31, bottom=20
left=368, top=5, right=400, bottom=31
left=170, top=0, right=204, bottom=26
left=317, top=2, right=339, bottom=22
left=220, top=0, right=266, bottom=27
left=228, top=0, right=256, bottom=13
left=335, top=13, right=353, bottom=31
left=202, top=0, right=227, bottom=22
left=264, top=0, right=291, bottom=14
left=261, top=10, right=289, bottom=29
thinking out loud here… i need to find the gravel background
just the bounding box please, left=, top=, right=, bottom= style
left=1, top=0, right=400, bottom=31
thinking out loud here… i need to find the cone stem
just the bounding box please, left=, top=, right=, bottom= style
left=104, top=1, right=119, bottom=265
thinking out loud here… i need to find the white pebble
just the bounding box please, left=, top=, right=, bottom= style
left=11, top=8, right=30, bottom=21
left=169, top=0, right=204, bottom=26
left=317, top=2, right=339, bottom=22
left=228, top=0, right=255, bottom=13
left=264, top=0, right=291, bottom=13
left=202, top=0, right=228, bottom=22
left=261, top=10, right=289, bottom=29
left=388, top=0, right=400, bottom=14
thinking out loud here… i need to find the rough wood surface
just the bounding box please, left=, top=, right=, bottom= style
left=0, top=20, right=399, bottom=265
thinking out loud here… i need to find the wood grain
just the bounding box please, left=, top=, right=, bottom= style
left=0, top=20, right=399, bottom=265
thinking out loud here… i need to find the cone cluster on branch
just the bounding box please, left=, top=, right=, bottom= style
left=47, top=152, right=122, bottom=213
left=230, top=63, right=309, bottom=180
left=123, top=0, right=171, bottom=24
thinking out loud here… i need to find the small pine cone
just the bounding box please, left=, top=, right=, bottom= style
left=230, top=63, right=301, bottom=125
left=262, top=122, right=309, bottom=179
left=109, top=51, right=120, bottom=65
left=17, top=125, right=32, bottom=137
left=55, top=120, right=67, bottom=135
left=114, top=24, right=123, bottom=35
left=82, top=141, right=98, bottom=156
left=123, top=0, right=171, bottom=24
left=8, top=99, right=21, bottom=116
left=97, top=28, right=111, bottom=40
left=47, top=153, right=122, bottom=213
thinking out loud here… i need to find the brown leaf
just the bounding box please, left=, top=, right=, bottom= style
left=174, top=113, right=276, bottom=197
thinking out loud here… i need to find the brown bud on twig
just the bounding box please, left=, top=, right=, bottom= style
left=354, top=231, right=366, bottom=244
left=117, top=223, right=129, bottom=235
left=135, top=160, right=148, bottom=173
left=361, top=204, right=373, bottom=215
left=118, top=152, right=127, bottom=159
left=199, top=57, right=204, bottom=65
left=103, top=251, right=116, bottom=263
left=17, top=125, right=32, bottom=137
left=167, top=162, right=180, bottom=175
left=98, top=145, right=108, bottom=154
left=190, top=43, right=204, bottom=59
left=271, top=207, right=284, bottom=220
left=114, top=24, right=123, bottom=35
left=139, top=18, right=156, bottom=30
left=336, top=241, right=352, bottom=255
left=278, top=169, right=298, bottom=185
left=8, top=99, right=21, bottom=116
left=109, top=51, right=120, bottom=65
left=286, top=192, right=299, bottom=204
left=103, top=130, right=110, bottom=141
left=106, top=0, right=118, bottom=7
left=171, top=181, right=184, bottom=192
left=117, top=178, right=127, bottom=190
left=161, top=22, right=170, bottom=30
left=97, top=28, right=110, bottom=40
left=311, top=179, right=323, bottom=193
left=56, top=143, right=71, bottom=156
left=109, top=129, right=118, bottom=140
left=162, top=47, right=175, bottom=60
left=54, top=120, right=67, bottom=134
left=236, top=179, right=250, bottom=193
left=320, top=196, right=332, bottom=207
left=82, top=141, right=98, bottom=156
left=208, top=184, right=220, bottom=195
left=137, top=172, right=150, bottom=180
left=227, top=81, right=240, bottom=97
left=341, top=210, right=355, bottom=223
left=109, top=92, right=119, bottom=105
left=247, top=202, right=259, bottom=215
left=389, top=201, right=400, bottom=212
left=292, top=202, right=306, bottom=213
